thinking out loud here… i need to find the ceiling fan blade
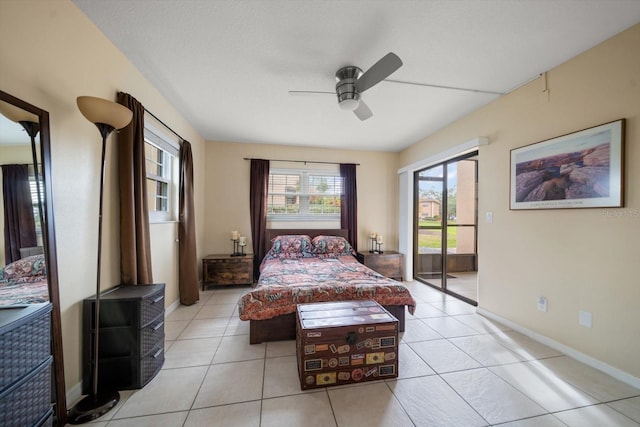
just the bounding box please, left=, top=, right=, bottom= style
left=384, top=79, right=504, bottom=95
left=288, top=90, right=334, bottom=96
left=353, top=99, right=373, bottom=121
left=355, top=52, right=403, bottom=93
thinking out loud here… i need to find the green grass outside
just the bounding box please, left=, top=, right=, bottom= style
left=417, top=220, right=457, bottom=249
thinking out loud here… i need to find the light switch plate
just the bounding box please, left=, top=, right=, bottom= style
left=486, top=212, right=493, bottom=223
left=579, top=310, right=592, bottom=328
left=537, top=296, right=547, bottom=312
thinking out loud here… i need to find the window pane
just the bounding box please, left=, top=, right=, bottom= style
left=309, top=195, right=341, bottom=214
left=145, top=143, right=163, bottom=176
left=146, top=179, right=157, bottom=211
left=267, top=170, right=341, bottom=219
left=146, top=178, right=168, bottom=213
left=419, top=165, right=443, bottom=178
left=268, top=173, right=301, bottom=215
left=144, top=126, right=177, bottom=222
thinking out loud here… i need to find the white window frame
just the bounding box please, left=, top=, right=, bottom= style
left=144, top=124, right=179, bottom=223
left=267, top=167, right=342, bottom=222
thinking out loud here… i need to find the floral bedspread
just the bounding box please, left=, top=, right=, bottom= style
left=238, top=255, right=416, bottom=321
left=0, top=255, right=49, bottom=305
left=0, top=275, right=49, bottom=305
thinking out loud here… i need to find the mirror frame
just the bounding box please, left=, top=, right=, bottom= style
left=0, top=90, right=66, bottom=425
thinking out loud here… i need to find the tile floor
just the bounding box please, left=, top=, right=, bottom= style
left=417, top=272, right=479, bottom=303
left=84, top=282, right=640, bottom=426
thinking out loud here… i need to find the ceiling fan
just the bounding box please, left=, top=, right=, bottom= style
left=290, top=52, right=402, bottom=121
left=289, top=52, right=503, bottom=121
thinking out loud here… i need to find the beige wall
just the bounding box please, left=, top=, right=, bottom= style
left=204, top=141, right=399, bottom=255
left=0, top=0, right=206, bottom=397
left=400, top=24, right=640, bottom=379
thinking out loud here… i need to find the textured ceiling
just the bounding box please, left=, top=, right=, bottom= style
left=72, top=0, right=640, bottom=152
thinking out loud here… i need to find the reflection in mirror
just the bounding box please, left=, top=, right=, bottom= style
left=0, top=102, right=48, bottom=303
left=0, top=90, right=66, bottom=426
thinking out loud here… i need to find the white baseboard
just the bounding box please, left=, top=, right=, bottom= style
left=66, top=380, right=83, bottom=408
left=476, top=307, right=640, bottom=389
left=165, top=297, right=180, bottom=317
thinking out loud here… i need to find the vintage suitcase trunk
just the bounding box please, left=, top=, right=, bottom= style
left=296, top=300, right=399, bottom=390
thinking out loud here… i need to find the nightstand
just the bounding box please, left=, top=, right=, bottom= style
left=202, top=254, right=253, bottom=289
left=356, top=251, right=404, bottom=281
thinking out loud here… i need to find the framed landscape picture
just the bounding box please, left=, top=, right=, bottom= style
left=510, top=119, right=625, bottom=210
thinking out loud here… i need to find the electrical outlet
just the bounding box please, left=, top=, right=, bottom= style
left=486, top=212, right=493, bottom=223
left=579, top=310, right=592, bottom=328
left=537, top=296, right=547, bottom=312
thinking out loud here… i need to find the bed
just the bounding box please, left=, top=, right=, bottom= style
left=238, top=229, right=416, bottom=344
left=0, top=254, right=49, bottom=306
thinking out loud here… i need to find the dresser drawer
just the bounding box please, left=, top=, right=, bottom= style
left=141, top=314, right=165, bottom=355
left=0, top=357, right=52, bottom=427
left=0, top=303, right=51, bottom=390
left=141, top=288, right=165, bottom=326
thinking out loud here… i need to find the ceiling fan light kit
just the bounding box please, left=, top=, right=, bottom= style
left=336, top=66, right=363, bottom=111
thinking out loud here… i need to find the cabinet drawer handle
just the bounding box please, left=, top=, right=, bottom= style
left=152, top=321, right=164, bottom=331
left=152, top=348, right=163, bottom=359
left=152, top=295, right=164, bottom=304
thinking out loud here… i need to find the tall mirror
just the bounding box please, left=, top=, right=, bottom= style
left=0, top=90, right=66, bottom=425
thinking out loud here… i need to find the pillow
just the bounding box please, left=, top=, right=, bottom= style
left=266, top=234, right=314, bottom=259
left=311, top=235, right=354, bottom=257
left=0, top=254, right=47, bottom=281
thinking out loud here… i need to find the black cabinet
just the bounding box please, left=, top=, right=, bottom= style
left=0, top=303, right=53, bottom=427
left=82, top=284, right=165, bottom=394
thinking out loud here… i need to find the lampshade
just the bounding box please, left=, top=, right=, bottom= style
left=0, top=100, right=39, bottom=123
left=77, top=96, right=133, bottom=130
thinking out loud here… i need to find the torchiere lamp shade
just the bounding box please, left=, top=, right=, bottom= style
left=0, top=100, right=39, bottom=123
left=76, top=96, right=133, bottom=129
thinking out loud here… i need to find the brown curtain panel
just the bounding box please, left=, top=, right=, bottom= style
left=178, top=141, right=199, bottom=305
left=249, top=159, right=269, bottom=279
left=340, top=163, right=358, bottom=250
left=2, top=164, right=37, bottom=264
left=117, top=92, right=153, bottom=285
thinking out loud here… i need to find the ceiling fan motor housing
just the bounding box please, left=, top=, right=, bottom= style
left=335, top=66, right=362, bottom=111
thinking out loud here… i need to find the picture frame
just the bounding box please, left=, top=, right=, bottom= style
left=510, top=119, right=625, bottom=210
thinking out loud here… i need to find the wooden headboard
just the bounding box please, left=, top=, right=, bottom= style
left=264, top=229, right=349, bottom=255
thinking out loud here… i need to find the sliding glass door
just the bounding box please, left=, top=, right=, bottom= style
left=414, top=164, right=445, bottom=289
left=414, top=152, right=478, bottom=304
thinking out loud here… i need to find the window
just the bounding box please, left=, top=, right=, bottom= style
left=144, top=125, right=179, bottom=222
left=267, top=168, right=342, bottom=221
left=28, top=168, right=44, bottom=246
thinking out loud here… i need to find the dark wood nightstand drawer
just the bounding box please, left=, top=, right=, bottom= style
left=202, top=254, right=253, bottom=287
left=356, top=251, right=404, bottom=281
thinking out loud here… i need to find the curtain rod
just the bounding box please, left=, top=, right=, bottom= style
left=143, top=107, right=185, bottom=143
left=243, top=158, right=359, bottom=166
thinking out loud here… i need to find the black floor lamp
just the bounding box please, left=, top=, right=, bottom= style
left=67, top=96, right=133, bottom=424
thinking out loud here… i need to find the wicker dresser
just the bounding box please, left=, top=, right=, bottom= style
left=82, top=283, right=165, bottom=393
left=0, top=303, right=53, bottom=427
